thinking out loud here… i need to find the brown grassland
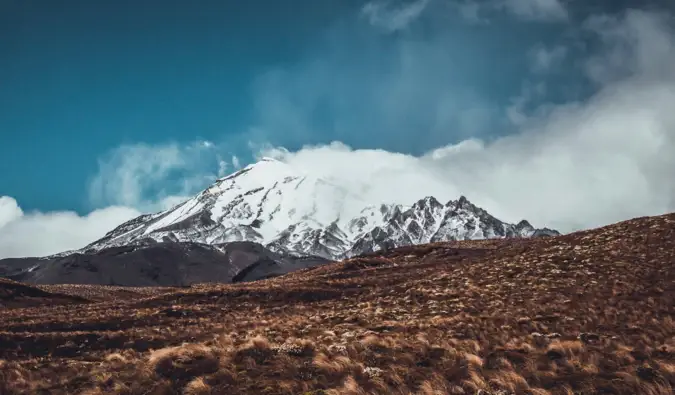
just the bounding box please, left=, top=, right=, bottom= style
left=0, top=213, right=674, bottom=394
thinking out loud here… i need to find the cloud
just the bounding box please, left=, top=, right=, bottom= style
left=0, top=140, right=237, bottom=258
left=231, top=155, right=242, bottom=169
left=258, top=10, right=675, bottom=233
left=0, top=196, right=140, bottom=259
left=450, top=0, right=568, bottom=23
left=530, top=44, right=568, bottom=73
left=361, top=0, right=430, bottom=32
left=249, top=12, right=512, bottom=154
left=453, top=1, right=488, bottom=23
left=217, top=158, right=229, bottom=177
left=0, top=139, right=233, bottom=258
left=4, top=7, right=673, bottom=260
left=499, top=0, right=568, bottom=21
left=88, top=140, right=226, bottom=211
left=584, top=10, right=675, bottom=85
left=506, top=81, right=548, bottom=125
left=0, top=196, right=23, bottom=229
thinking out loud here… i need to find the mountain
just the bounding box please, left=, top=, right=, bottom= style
left=0, top=242, right=330, bottom=287
left=82, top=157, right=559, bottom=260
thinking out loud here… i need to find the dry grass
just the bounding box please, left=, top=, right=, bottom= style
left=1, top=213, right=674, bottom=394
left=0, top=278, right=89, bottom=308
left=37, top=284, right=182, bottom=301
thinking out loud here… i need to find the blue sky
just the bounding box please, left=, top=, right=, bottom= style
left=0, top=0, right=646, bottom=213
left=1, top=0, right=675, bottom=257
left=1, top=0, right=359, bottom=212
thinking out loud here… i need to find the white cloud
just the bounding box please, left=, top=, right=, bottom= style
left=261, top=77, right=674, bottom=232
left=231, top=155, right=241, bottom=169
left=0, top=196, right=140, bottom=259
left=361, top=0, right=430, bottom=32
left=0, top=196, right=23, bottom=229
left=259, top=10, right=675, bottom=233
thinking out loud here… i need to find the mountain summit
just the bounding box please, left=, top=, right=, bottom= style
left=84, top=159, right=559, bottom=259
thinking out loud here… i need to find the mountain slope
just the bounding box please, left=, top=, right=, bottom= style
left=1, top=212, right=672, bottom=394
left=0, top=242, right=330, bottom=287
left=84, top=158, right=559, bottom=259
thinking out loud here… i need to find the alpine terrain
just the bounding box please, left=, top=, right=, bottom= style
left=83, top=158, right=559, bottom=260
left=1, top=211, right=673, bottom=394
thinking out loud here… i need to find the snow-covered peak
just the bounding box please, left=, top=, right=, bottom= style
left=84, top=159, right=560, bottom=259
left=258, top=156, right=282, bottom=162
left=216, top=156, right=296, bottom=181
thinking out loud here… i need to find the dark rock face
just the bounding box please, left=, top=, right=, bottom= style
left=0, top=242, right=331, bottom=287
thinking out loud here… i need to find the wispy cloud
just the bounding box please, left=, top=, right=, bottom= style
left=530, top=44, right=568, bottom=73
left=248, top=14, right=509, bottom=154
left=454, top=1, right=487, bottom=23
left=584, top=10, right=675, bottom=85
left=451, top=0, right=568, bottom=23
left=231, top=155, right=242, bottom=170
left=506, top=80, right=548, bottom=126
left=361, top=0, right=430, bottom=32
left=500, top=0, right=568, bottom=21
left=88, top=140, right=226, bottom=212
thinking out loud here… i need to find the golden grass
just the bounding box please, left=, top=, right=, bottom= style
left=1, top=212, right=674, bottom=394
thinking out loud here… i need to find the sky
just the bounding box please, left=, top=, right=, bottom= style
left=1, top=0, right=675, bottom=257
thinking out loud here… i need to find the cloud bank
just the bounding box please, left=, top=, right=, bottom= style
left=258, top=9, right=675, bottom=232
left=0, top=196, right=140, bottom=258
left=261, top=71, right=675, bottom=232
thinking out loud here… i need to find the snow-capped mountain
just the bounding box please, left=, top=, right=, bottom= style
left=83, top=158, right=559, bottom=259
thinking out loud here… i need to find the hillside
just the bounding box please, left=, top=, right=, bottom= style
left=0, top=278, right=88, bottom=309
left=1, top=212, right=673, bottom=394
left=0, top=241, right=330, bottom=287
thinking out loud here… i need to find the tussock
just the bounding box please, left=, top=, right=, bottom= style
left=1, top=212, right=674, bottom=394
left=147, top=343, right=220, bottom=380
